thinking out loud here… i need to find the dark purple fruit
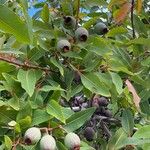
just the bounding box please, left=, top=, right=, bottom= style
left=84, top=127, right=95, bottom=141
left=103, top=109, right=112, bottom=117
left=98, top=97, right=108, bottom=107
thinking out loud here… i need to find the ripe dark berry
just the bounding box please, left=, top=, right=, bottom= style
left=98, top=97, right=108, bottom=107
left=84, top=127, right=95, bottom=141
left=103, top=109, right=112, bottom=117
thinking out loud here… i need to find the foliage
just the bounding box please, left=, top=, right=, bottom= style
left=0, top=0, right=150, bottom=149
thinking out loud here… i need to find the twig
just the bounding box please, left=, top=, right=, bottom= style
left=101, top=121, right=112, bottom=138
left=0, top=54, right=56, bottom=73
left=76, top=0, right=80, bottom=29
left=131, top=0, right=135, bottom=38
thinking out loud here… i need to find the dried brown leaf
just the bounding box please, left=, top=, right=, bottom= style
left=125, top=79, right=141, bottom=110
left=114, top=2, right=132, bottom=24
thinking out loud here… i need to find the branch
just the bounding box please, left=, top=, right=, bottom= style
left=76, top=0, right=80, bottom=29
left=0, top=54, right=56, bottom=73
left=131, top=0, right=135, bottom=38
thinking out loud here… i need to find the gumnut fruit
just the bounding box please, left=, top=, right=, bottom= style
left=84, top=127, right=95, bottom=141
left=64, top=132, right=80, bottom=150
left=63, top=16, right=76, bottom=29
left=24, top=127, right=41, bottom=145
left=40, top=134, right=56, bottom=150
left=57, top=39, right=71, bottom=52
left=75, top=27, right=89, bottom=42
left=94, top=22, right=108, bottom=35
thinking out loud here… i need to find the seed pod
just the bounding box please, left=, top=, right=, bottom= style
left=63, top=16, right=76, bottom=29
left=40, top=134, right=56, bottom=150
left=24, top=127, right=41, bottom=145
left=84, top=127, right=95, bottom=141
left=75, top=27, right=89, bottom=42
left=98, top=97, right=108, bottom=107
left=94, top=22, right=108, bottom=35
left=64, top=132, right=80, bottom=150
left=57, top=39, right=71, bottom=52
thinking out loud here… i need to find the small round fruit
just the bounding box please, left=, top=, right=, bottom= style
left=40, top=134, right=56, bottom=150
left=57, top=39, right=71, bottom=52
left=64, top=132, right=80, bottom=150
left=92, top=97, right=99, bottom=108
left=98, top=97, right=108, bottom=107
left=63, top=16, right=76, bottom=29
left=103, top=109, right=112, bottom=117
left=94, top=22, right=108, bottom=35
left=75, top=27, right=89, bottom=42
left=84, top=127, right=95, bottom=141
left=24, top=127, right=41, bottom=145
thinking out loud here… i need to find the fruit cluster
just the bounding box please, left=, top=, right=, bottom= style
left=56, top=15, right=108, bottom=53
left=24, top=127, right=80, bottom=150
left=60, top=95, right=113, bottom=143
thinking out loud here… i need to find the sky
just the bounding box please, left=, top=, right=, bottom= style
left=28, top=0, right=44, bottom=16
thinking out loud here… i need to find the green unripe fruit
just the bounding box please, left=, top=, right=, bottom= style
left=40, top=134, right=56, bottom=150
left=63, top=16, right=76, bottom=29
left=94, top=22, right=108, bottom=35
left=64, top=132, right=80, bottom=150
left=75, top=27, right=89, bottom=42
left=24, top=127, right=41, bottom=145
left=84, top=127, right=95, bottom=141
left=57, top=39, right=71, bottom=52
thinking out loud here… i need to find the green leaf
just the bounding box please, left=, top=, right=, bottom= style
left=63, top=107, right=96, bottom=132
left=7, top=97, right=20, bottom=111
left=46, top=100, right=65, bottom=123
left=40, top=85, right=65, bottom=92
left=110, top=72, right=123, bottom=95
left=50, top=57, right=64, bottom=76
left=18, top=116, right=32, bottom=130
left=56, top=141, right=68, bottom=150
left=41, top=3, right=49, bottom=23
left=107, top=128, right=128, bottom=150
left=32, top=109, right=52, bottom=126
left=133, top=125, right=150, bottom=139
left=81, top=73, right=110, bottom=97
left=127, top=38, right=150, bottom=46
left=0, top=5, right=30, bottom=43
left=19, top=0, right=33, bottom=44
left=87, top=36, right=111, bottom=56
left=106, top=26, right=128, bottom=37
left=17, top=69, right=42, bottom=97
left=4, top=135, right=12, bottom=150
left=121, top=109, right=134, bottom=136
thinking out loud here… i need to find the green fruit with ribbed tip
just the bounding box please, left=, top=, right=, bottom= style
left=40, top=134, right=56, bottom=150
left=63, top=16, right=76, bottom=29
left=75, top=27, right=89, bottom=42
left=94, top=22, right=108, bottom=35
left=57, top=39, right=71, bottom=52
left=24, top=127, right=41, bottom=145
left=64, top=132, right=80, bottom=150
left=84, top=127, right=95, bottom=141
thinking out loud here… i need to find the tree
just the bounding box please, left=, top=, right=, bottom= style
left=0, top=0, right=150, bottom=149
